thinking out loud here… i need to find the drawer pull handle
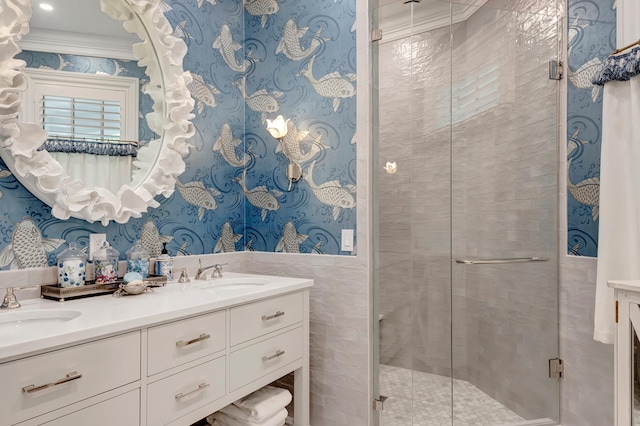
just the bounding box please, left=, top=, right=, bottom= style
left=262, top=350, right=286, bottom=362
left=22, top=371, right=82, bottom=395
left=262, top=311, right=285, bottom=321
left=176, top=333, right=211, bottom=348
left=175, top=383, right=209, bottom=400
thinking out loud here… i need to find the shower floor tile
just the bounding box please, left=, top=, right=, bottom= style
left=379, top=364, right=526, bottom=426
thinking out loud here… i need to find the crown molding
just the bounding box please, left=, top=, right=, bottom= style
left=379, top=0, right=489, bottom=43
left=20, top=28, right=137, bottom=61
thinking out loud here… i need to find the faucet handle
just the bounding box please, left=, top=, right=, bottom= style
left=177, top=268, right=190, bottom=283
left=1, top=285, right=40, bottom=310
left=212, top=264, right=224, bottom=279
left=1, top=287, right=21, bottom=309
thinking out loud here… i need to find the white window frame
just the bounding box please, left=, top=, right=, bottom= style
left=21, top=67, right=139, bottom=142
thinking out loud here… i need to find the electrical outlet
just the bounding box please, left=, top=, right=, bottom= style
left=89, top=233, right=107, bottom=261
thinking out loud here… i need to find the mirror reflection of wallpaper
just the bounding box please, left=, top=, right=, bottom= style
left=567, top=0, right=616, bottom=257
left=0, top=0, right=357, bottom=270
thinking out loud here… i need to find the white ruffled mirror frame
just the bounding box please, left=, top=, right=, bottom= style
left=0, top=0, right=195, bottom=225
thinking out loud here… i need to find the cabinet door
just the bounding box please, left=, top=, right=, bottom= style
left=38, top=389, right=139, bottom=426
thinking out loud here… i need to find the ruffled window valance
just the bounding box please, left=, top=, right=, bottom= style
left=39, top=138, right=138, bottom=157
left=593, top=46, right=640, bottom=85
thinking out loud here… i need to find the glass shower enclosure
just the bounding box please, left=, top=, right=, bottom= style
left=372, top=0, right=561, bottom=424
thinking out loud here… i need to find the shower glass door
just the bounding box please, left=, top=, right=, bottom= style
left=373, top=1, right=560, bottom=424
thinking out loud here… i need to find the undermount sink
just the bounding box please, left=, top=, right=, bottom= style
left=0, top=309, right=82, bottom=335
left=196, top=277, right=270, bottom=290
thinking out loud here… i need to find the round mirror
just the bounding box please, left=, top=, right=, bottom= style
left=0, top=0, right=195, bottom=225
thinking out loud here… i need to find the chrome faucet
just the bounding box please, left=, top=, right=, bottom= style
left=195, top=260, right=226, bottom=280
left=0, top=287, right=35, bottom=310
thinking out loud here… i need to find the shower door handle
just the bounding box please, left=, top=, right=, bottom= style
left=455, top=257, right=548, bottom=265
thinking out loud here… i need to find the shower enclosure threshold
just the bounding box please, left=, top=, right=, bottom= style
left=506, top=419, right=558, bottom=426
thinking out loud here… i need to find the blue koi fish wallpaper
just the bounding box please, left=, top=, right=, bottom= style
left=0, top=0, right=357, bottom=270
left=242, top=0, right=357, bottom=254
left=566, top=0, right=616, bottom=257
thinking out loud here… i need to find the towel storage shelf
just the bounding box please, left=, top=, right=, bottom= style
left=2, top=288, right=310, bottom=426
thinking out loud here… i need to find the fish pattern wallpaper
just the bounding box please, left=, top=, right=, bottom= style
left=566, top=0, right=616, bottom=257
left=0, top=0, right=357, bottom=270
left=242, top=0, right=357, bottom=254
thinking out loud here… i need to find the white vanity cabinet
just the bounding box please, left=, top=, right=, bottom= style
left=0, top=283, right=311, bottom=426
left=159, top=289, right=310, bottom=426
left=610, top=280, right=640, bottom=425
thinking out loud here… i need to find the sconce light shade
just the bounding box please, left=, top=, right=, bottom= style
left=266, top=115, right=290, bottom=139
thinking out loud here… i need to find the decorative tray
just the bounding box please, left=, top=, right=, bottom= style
left=41, top=275, right=168, bottom=302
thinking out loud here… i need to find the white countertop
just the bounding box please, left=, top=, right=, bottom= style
left=607, top=280, right=640, bottom=292
left=0, top=273, right=313, bottom=363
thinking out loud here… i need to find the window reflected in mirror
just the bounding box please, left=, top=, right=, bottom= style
left=20, top=66, right=146, bottom=192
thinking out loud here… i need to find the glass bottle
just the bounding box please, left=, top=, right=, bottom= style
left=155, top=242, right=173, bottom=281
left=57, top=242, right=87, bottom=287
left=126, top=240, right=150, bottom=278
left=94, top=241, right=120, bottom=283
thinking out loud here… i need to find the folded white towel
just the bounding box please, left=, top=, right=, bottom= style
left=227, top=386, right=292, bottom=422
left=207, top=407, right=287, bottom=426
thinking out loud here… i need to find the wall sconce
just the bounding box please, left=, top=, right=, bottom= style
left=384, top=161, right=397, bottom=174
left=266, top=115, right=303, bottom=191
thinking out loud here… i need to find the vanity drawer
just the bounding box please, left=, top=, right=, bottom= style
left=38, top=389, right=140, bottom=426
left=230, top=292, right=303, bottom=346
left=147, top=356, right=226, bottom=426
left=148, top=310, right=226, bottom=376
left=0, top=332, right=140, bottom=425
left=229, top=327, right=303, bottom=391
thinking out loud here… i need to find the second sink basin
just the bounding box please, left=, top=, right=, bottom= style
left=196, top=277, right=270, bottom=291
left=0, top=309, right=82, bottom=336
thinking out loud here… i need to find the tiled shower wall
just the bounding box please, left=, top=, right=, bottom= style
left=377, top=0, right=559, bottom=420
left=451, top=5, right=559, bottom=420
left=558, top=256, right=613, bottom=424
left=377, top=22, right=455, bottom=376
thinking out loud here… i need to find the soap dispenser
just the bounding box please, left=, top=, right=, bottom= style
left=57, top=242, right=87, bottom=287
left=155, top=242, right=173, bottom=281
left=94, top=241, right=120, bottom=283
left=126, top=240, right=150, bottom=278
